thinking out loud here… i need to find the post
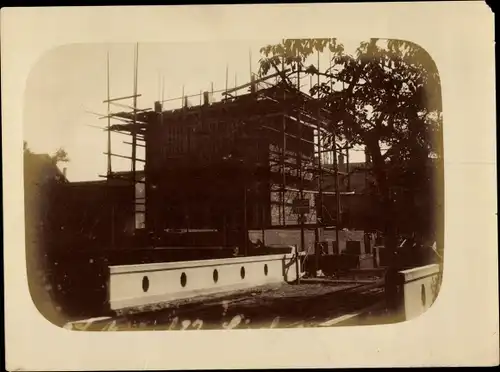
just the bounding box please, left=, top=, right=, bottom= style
left=225, top=64, right=229, bottom=97
left=106, top=51, right=114, bottom=249
left=295, top=244, right=301, bottom=284
left=243, top=178, right=248, bottom=257
left=222, top=213, right=227, bottom=247
left=297, top=64, right=306, bottom=257
left=346, top=144, right=350, bottom=191
left=131, top=43, right=139, bottom=232
left=300, top=212, right=305, bottom=262
left=315, top=50, right=324, bottom=272
left=282, top=104, right=287, bottom=224
left=281, top=58, right=287, bottom=226
left=111, top=198, right=115, bottom=250
left=314, top=227, right=320, bottom=276
left=329, top=49, right=340, bottom=253
left=261, top=201, right=266, bottom=246
left=334, top=146, right=341, bottom=251
left=106, top=51, right=112, bottom=175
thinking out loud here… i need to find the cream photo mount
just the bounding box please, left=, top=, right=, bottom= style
left=3, top=2, right=498, bottom=370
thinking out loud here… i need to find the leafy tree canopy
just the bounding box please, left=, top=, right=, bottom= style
left=51, top=148, right=70, bottom=164
left=259, top=38, right=443, bottom=249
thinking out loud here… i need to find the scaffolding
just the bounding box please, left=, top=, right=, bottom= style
left=97, top=44, right=352, bottom=256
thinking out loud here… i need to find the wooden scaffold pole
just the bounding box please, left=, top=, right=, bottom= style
left=315, top=50, right=324, bottom=273
left=106, top=49, right=115, bottom=250
left=297, top=59, right=303, bottom=284
left=281, top=58, right=287, bottom=227
left=329, top=47, right=341, bottom=253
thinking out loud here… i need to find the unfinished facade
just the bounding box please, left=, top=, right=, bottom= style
left=105, top=71, right=344, bottom=253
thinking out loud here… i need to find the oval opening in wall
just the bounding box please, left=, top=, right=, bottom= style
left=180, top=272, right=187, bottom=288
left=213, top=269, right=219, bottom=283
left=240, top=266, right=246, bottom=279
left=264, top=264, right=268, bottom=276
left=142, top=276, right=150, bottom=292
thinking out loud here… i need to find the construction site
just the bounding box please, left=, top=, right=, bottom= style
left=25, top=43, right=442, bottom=329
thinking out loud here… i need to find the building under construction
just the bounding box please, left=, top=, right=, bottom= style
left=29, top=47, right=394, bottom=317
left=26, top=45, right=444, bottom=319
left=103, top=60, right=349, bottom=255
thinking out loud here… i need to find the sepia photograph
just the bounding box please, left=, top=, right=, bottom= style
left=24, top=38, right=445, bottom=331
left=3, top=3, right=497, bottom=370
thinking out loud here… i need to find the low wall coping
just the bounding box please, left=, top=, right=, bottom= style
left=109, top=253, right=296, bottom=275
left=399, top=264, right=441, bottom=283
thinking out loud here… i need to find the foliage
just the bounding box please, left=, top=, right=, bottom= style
left=51, top=148, right=70, bottom=164
left=259, top=38, right=344, bottom=76
left=259, top=38, right=443, bottom=250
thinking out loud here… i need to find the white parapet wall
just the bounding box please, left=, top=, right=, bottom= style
left=398, top=264, right=442, bottom=321
left=108, top=246, right=303, bottom=311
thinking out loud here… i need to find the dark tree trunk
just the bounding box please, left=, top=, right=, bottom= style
left=366, top=137, right=401, bottom=312
left=380, top=193, right=402, bottom=312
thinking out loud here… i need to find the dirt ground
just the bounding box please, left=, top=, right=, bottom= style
left=70, top=279, right=387, bottom=331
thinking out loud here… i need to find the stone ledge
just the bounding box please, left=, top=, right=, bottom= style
left=399, top=264, right=440, bottom=283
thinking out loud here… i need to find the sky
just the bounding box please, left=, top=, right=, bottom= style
left=24, top=39, right=367, bottom=182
